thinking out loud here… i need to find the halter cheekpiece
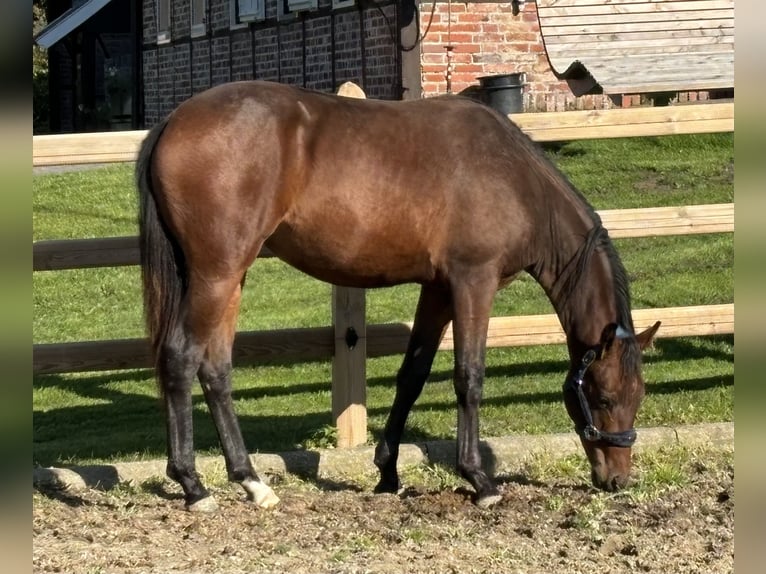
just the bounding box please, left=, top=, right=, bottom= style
left=563, top=348, right=638, bottom=448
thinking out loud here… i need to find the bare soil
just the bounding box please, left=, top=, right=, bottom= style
left=33, top=454, right=733, bottom=574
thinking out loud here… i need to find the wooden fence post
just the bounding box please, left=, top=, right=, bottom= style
left=331, top=286, right=367, bottom=448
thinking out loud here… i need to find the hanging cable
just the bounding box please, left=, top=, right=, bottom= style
left=444, top=0, right=453, bottom=93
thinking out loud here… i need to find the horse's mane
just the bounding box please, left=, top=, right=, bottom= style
left=502, top=116, right=641, bottom=377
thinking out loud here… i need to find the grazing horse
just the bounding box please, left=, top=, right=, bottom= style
left=136, top=80, right=660, bottom=511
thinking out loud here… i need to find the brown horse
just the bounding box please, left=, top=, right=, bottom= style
left=136, top=80, right=660, bottom=511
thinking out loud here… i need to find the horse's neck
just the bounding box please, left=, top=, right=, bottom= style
left=529, top=213, right=620, bottom=354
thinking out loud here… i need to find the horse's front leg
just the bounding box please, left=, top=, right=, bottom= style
left=374, top=284, right=452, bottom=494
left=450, top=277, right=502, bottom=508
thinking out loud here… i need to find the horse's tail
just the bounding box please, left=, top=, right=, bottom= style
left=136, top=116, right=184, bottom=371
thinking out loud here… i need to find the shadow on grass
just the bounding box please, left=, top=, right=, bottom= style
left=649, top=336, right=733, bottom=364
left=33, top=335, right=733, bottom=467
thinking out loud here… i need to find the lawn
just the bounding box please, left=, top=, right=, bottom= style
left=32, top=133, right=734, bottom=466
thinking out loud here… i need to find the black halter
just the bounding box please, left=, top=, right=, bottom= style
left=563, top=349, right=637, bottom=448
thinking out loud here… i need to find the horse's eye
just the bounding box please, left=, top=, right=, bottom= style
left=598, top=397, right=612, bottom=410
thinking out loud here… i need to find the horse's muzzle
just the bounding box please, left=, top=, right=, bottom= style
left=591, top=469, right=629, bottom=492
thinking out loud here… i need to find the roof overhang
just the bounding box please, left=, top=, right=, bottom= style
left=34, top=0, right=114, bottom=49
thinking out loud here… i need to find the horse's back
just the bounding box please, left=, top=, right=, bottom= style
left=151, top=81, right=546, bottom=286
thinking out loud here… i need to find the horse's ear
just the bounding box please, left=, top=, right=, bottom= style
left=636, top=321, right=661, bottom=351
left=598, top=323, right=620, bottom=358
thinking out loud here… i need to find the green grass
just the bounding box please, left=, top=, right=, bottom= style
left=32, top=133, right=734, bottom=467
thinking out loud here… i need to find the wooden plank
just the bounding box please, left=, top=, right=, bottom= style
left=601, top=79, right=733, bottom=96
left=545, top=63, right=733, bottom=93
left=539, top=0, right=733, bottom=8
left=512, top=103, right=733, bottom=130
left=537, top=1, right=734, bottom=18
left=592, top=55, right=734, bottom=73
left=599, top=204, right=734, bottom=238
left=33, top=326, right=336, bottom=375
left=32, top=202, right=734, bottom=271
left=460, top=305, right=734, bottom=350
left=548, top=50, right=733, bottom=80
left=33, top=236, right=139, bottom=270
left=537, top=0, right=734, bottom=95
left=33, top=102, right=735, bottom=173
left=540, top=10, right=734, bottom=29
left=331, top=286, right=367, bottom=448
left=523, top=118, right=734, bottom=140
left=366, top=304, right=734, bottom=356
left=549, top=36, right=734, bottom=54
left=512, top=104, right=734, bottom=140
left=33, top=130, right=148, bottom=166
left=35, top=304, right=732, bottom=375
left=548, top=28, right=734, bottom=45
left=33, top=237, right=276, bottom=271
left=33, top=337, right=153, bottom=375
left=542, top=18, right=734, bottom=37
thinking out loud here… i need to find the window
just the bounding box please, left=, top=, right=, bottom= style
left=279, top=0, right=318, bottom=19
left=332, top=0, right=355, bottom=8
left=157, top=0, right=171, bottom=44
left=191, top=0, right=206, bottom=38
left=288, top=0, right=318, bottom=11
left=231, top=0, right=265, bottom=27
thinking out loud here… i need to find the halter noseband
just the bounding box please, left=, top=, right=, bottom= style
left=563, top=349, right=637, bottom=448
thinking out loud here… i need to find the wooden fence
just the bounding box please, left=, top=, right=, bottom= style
left=33, top=103, right=734, bottom=447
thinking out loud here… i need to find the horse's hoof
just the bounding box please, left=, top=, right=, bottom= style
left=475, top=492, right=503, bottom=509
left=186, top=495, right=219, bottom=513
left=373, top=479, right=400, bottom=495
left=242, top=479, right=280, bottom=509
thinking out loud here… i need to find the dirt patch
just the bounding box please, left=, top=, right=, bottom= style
left=33, top=450, right=732, bottom=574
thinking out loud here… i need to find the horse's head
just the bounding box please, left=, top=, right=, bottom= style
left=564, top=321, right=660, bottom=491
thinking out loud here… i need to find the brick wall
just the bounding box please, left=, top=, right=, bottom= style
left=230, top=29, right=253, bottom=80
left=279, top=22, right=304, bottom=86
left=141, top=0, right=399, bottom=126
left=305, top=16, right=333, bottom=92
left=416, top=1, right=719, bottom=111
left=363, top=4, right=399, bottom=98
left=254, top=28, right=280, bottom=81
left=333, top=10, right=363, bottom=87
left=418, top=1, right=613, bottom=112
left=211, top=37, right=231, bottom=86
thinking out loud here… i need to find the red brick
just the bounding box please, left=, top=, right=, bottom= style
left=453, top=63, right=484, bottom=73
left=423, top=73, right=447, bottom=83
left=456, top=13, right=491, bottom=24
left=422, top=64, right=446, bottom=74
left=422, top=53, right=448, bottom=65
left=452, top=43, right=481, bottom=53
left=449, top=52, right=476, bottom=64
left=421, top=43, right=448, bottom=53
left=440, top=32, right=475, bottom=44
left=480, top=32, right=506, bottom=43
left=450, top=72, right=483, bottom=84
left=438, top=23, right=480, bottom=34
left=522, top=11, right=539, bottom=23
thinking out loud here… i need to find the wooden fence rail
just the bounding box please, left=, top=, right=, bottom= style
left=32, top=103, right=734, bottom=167
left=33, top=105, right=734, bottom=447
left=32, top=203, right=734, bottom=272
left=34, top=304, right=734, bottom=376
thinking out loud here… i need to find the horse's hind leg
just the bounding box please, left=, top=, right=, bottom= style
left=197, top=277, right=279, bottom=509
left=157, top=303, right=210, bottom=511
left=374, top=284, right=452, bottom=494
left=161, top=274, right=255, bottom=512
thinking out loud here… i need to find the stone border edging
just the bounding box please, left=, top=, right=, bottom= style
left=33, top=422, right=733, bottom=492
